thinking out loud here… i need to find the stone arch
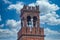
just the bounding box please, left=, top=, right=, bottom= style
left=33, top=16, right=37, bottom=27
left=27, top=16, right=31, bottom=26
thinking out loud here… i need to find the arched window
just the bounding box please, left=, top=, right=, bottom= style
left=27, top=16, right=31, bottom=27
left=33, top=16, right=37, bottom=27
left=21, top=21, right=23, bottom=27
left=21, top=17, right=24, bottom=27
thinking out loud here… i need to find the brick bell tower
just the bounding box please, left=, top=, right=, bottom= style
left=18, top=5, right=45, bottom=40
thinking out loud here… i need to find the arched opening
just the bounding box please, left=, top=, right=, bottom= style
left=27, top=16, right=31, bottom=26
left=21, top=17, right=24, bottom=27
left=33, top=16, right=37, bottom=27
left=21, top=21, right=23, bottom=27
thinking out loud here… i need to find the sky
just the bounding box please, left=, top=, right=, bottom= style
left=0, top=0, right=60, bottom=40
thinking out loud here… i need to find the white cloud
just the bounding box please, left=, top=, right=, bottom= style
left=6, top=19, right=21, bottom=32
left=3, top=0, right=12, bottom=4
left=40, top=13, right=60, bottom=25
left=8, top=2, right=23, bottom=14
left=45, top=36, right=60, bottom=40
left=0, top=19, right=21, bottom=40
left=28, top=3, right=35, bottom=7
left=29, top=0, right=60, bottom=25
left=44, top=28, right=60, bottom=35
left=0, top=29, right=17, bottom=40
left=38, top=0, right=48, bottom=1
left=37, top=0, right=60, bottom=25
left=7, top=0, right=60, bottom=25
left=0, top=15, right=2, bottom=21
left=44, top=28, right=60, bottom=40
left=0, top=29, right=15, bottom=36
left=36, top=0, right=59, bottom=15
left=28, top=0, right=60, bottom=40
left=39, top=2, right=60, bottom=25
left=0, top=24, right=4, bottom=28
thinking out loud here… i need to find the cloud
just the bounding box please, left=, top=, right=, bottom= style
left=0, top=19, right=21, bottom=40
left=44, top=28, right=60, bottom=35
left=44, top=28, right=60, bottom=40
left=8, top=2, right=23, bottom=14
left=36, top=0, right=59, bottom=14
left=6, top=19, right=21, bottom=32
left=40, top=13, right=60, bottom=25
left=38, top=0, right=48, bottom=1
left=7, top=0, right=60, bottom=25
left=38, top=0, right=60, bottom=25
left=0, top=24, right=4, bottom=28
left=0, top=15, right=2, bottom=21
left=28, top=0, right=60, bottom=25
left=28, top=3, right=35, bottom=7
left=3, top=0, right=12, bottom=4
left=37, top=0, right=60, bottom=25
left=28, top=0, right=60, bottom=40
left=0, top=29, right=17, bottom=40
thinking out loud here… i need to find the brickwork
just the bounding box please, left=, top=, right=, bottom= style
left=17, top=5, right=44, bottom=40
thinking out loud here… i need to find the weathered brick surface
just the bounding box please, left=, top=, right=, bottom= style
left=17, top=5, right=44, bottom=40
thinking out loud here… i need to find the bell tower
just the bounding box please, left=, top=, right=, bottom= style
left=18, top=5, right=45, bottom=40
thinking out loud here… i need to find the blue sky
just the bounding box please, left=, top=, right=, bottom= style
left=0, top=0, right=60, bottom=40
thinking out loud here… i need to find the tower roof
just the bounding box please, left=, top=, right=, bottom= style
left=21, top=5, right=40, bottom=17
left=22, top=5, right=39, bottom=10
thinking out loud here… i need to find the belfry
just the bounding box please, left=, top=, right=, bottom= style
left=17, top=5, right=45, bottom=40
